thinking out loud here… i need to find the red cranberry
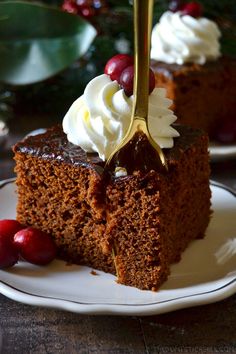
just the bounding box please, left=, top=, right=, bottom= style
left=14, top=227, right=57, bottom=266
left=149, top=69, right=156, bottom=94
left=182, top=2, right=203, bottom=18
left=169, top=0, right=186, bottom=12
left=62, top=0, right=79, bottom=14
left=213, top=118, right=236, bottom=144
left=119, top=65, right=134, bottom=96
left=119, top=65, right=156, bottom=97
left=0, top=219, right=24, bottom=242
left=0, top=235, right=19, bottom=269
left=104, top=54, right=134, bottom=82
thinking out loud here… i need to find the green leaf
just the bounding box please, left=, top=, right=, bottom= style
left=0, top=1, right=96, bottom=85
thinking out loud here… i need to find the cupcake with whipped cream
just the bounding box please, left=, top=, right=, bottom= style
left=150, top=1, right=236, bottom=142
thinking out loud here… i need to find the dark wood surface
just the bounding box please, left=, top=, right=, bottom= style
left=0, top=115, right=236, bottom=354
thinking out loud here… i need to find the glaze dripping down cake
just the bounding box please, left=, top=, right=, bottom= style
left=13, top=124, right=211, bottom=291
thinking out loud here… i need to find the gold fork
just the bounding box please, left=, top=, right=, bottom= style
left=105, top=0, right=167, bottom=174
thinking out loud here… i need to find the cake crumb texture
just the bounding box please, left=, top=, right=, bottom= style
left=13, top=125, right=211, bottom=291
left=14, top=152, right=115, bottom=274
left=104, top=132, right=211, bottom=290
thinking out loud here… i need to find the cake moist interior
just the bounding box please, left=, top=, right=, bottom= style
left=13, top=124, right=211, bottom=291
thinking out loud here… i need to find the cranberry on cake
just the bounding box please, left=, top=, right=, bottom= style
left=13, top=55, right=211, bottom=291
left=150, top=1, right=236, bottom=143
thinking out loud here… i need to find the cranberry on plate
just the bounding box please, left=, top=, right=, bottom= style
left=0, top=219, right=24, bottom=269
left=0, top=219, right=24, bottom=241
left=0, top=219, right=57, bottom=268
left=14, top=227, right=57, bottom=266
left=0, top=235, right=19, bottom=269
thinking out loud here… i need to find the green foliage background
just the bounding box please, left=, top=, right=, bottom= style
left=1, top=0, right=236, bottom=118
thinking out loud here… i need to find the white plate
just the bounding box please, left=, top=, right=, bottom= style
left=0, top=179, right=236, bottom=315
left=209, top=144, right=236, bottom=161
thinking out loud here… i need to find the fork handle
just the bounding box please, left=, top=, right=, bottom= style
left=133, top=0, right=154, bottom=121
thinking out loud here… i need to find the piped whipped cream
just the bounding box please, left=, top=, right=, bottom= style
left=63, top=74, right=179, bottom=161
left=151, top=11, right=221, bottom=65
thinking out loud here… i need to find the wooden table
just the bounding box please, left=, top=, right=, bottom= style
left=0, top=116, right=236, bottom=354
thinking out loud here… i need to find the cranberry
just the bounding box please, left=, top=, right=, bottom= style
left=0, top=235, right=19, bottom=269
left=119, top=65, right=134, bottom=96
left=0, top=219, right=24, bottom=242
left=213, top=118, right=236, bottom=144
left=169, top=0, right=186, bottom=12
left=62, top=0, right=79, bottom=14
left=149, top=69, right=156, bottom=95
left=14, top=227, right=57, bottom=266
left=119, top=65, right=156, bottom=97
left=104, top=54, right=134, bottom=82
left=182, top=2, right=203, bottom=18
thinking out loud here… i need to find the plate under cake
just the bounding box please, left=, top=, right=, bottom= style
left=13, top=124, right=211, bottom=291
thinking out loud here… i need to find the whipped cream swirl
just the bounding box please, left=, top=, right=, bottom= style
left=151, top=11, right=221, bottom=65
left=63, top=74, right=179, bottom=161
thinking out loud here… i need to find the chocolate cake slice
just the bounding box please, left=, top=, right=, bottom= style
left=151, top=57, right=236, bottom=139
left=13, top=124, right=211, bottom=290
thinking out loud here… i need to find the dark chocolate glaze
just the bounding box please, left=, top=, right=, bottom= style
left=166, top=124, right=204, bottom=161
left=13, top=124, right=205, bottom=175
left=13, top=125, right=105, bottom=175
left=109, top=131, right=168, bottom=175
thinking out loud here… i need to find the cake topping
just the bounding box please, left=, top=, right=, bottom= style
left=119, top=65, right=155, bottom=97
left=104, top=54, right=155, bottom=97
left=151, top=6, right=221, bottom=65
left=181, top=2, right=203, bottom=18
left=62, top=70, right=179, bottom=161
left=169, top=1, right=203, bottom=18
left=104, top=54, right=134, bottom=83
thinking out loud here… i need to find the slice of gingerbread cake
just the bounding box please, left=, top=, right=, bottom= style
left=13, top=56, right=211, bottom=291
